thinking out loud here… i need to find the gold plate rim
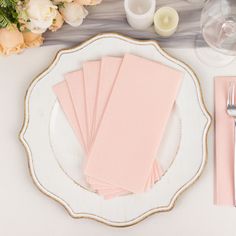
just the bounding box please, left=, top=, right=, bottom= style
left=19, top=32, right=212, bottom=227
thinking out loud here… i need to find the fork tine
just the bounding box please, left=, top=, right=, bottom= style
left=232, top=83, right=235, bottom=106
left=227, top=83, right=232, bottom=107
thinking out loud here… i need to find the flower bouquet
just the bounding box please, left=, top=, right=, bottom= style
left=0, top=0, right=102, bottom=56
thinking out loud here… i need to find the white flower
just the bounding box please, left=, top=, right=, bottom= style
left=77, top=0, right=102, bottom=5
left=25, top=0, right=57, bottom=34
left=59, top=1, right=88, bottom=27
left=49, top=10, right=64, bottom=32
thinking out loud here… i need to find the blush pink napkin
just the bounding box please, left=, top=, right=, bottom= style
left=65, top=70, right=88, bottom=151
left=83, top=60, right=101, bottom=144
left=215, top=76, right=236, bottom=206
left=85, top=54, right=183, bottom=193
left=92, top=57, right=123, bottom=141
left=53, top=81, right=85, bottom=150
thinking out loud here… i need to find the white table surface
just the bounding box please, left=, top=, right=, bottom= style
left=0, top=44, right=236, bottom=236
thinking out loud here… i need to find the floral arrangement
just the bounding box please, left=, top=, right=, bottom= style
left=0, top=0, right=102, bottom=56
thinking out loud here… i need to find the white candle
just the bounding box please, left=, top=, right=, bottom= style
left=154, top=7, right=179, bottom=37
left=124, top=0, right=156, bottom=30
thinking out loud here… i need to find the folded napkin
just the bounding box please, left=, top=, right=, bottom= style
left=92, top=57, right=123, bottom=142
left=215, top=76, right=236, bottom=206
left=85, top=54, right=183, bottom=193
left=65, top=70, right=88, bottom=151
left=53, top=81, right=86, bottom=150
left=83, top=60, right=101, bottom=144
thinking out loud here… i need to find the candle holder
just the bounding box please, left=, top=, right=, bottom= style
left=154, top=7, right=179, bottom=38
left=124, top=0, right=156, bottom=30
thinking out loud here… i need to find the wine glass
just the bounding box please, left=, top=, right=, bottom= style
left=195, top=0, right=236, bottom=67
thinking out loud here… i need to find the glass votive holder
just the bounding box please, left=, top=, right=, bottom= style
left=154, top=7, right=179, bottom=37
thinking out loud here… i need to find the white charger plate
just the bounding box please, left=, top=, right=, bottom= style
left=20, top=33, right=211, bottom=227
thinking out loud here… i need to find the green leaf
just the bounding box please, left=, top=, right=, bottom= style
left=57, top=2, right=65, bottom=8
left=0, top=0, right=18, bottom=8
left=0, top=0, right=19, bottom=28
left=0, top=9, right=11, bottom=28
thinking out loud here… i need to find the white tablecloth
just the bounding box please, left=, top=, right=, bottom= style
left=0, top=44, right=236, bottom=235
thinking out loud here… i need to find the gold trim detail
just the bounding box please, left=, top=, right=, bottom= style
left=19, top=33, right=212, bottom=227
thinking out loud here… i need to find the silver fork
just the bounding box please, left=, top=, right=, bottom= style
left=227, top=82, right=236, bottom=206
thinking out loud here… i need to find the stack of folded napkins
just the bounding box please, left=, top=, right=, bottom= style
left=53, top=54, right=183, bottom=199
